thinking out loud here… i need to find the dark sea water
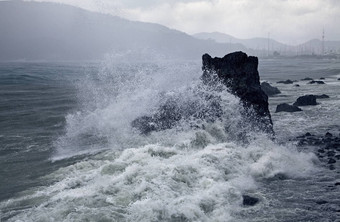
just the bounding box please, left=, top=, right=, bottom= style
left=0, top=58, right=339, bottom=221
left=0, top=63, right=85, bottom=200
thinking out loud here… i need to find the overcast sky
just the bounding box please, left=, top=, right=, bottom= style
left=29, top=0, right=340, bottom=44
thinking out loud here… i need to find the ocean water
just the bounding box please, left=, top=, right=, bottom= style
left=0, top=58, right=340, bottom=221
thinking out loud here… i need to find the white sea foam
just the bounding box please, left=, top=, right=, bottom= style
left=0, top=59, right=321, bottom=221
left=1, top=133, right=317, bottom=221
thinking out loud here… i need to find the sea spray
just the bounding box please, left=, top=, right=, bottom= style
left=0, top=59, right=319, bottom=221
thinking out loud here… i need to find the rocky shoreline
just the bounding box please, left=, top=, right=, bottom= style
left=296, top=132, right=340, bottom=170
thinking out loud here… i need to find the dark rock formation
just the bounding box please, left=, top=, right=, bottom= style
left=294, top=84, right=300, bottom=87
left=261, top=82, right=281, bottom=96
left=275, top=103, right=302, bottom=113
left=301, top=77, right=313, bottom=81
left=315, top=94, right=330, bottom=99
left=277, top=79, right=294, bottom=84
left=132, top=51, right=274, bottom=135
left=338, top=78, right=340, bottom=81
left=242, top=195, right=259, bottom=206
left=202, top=52, right=273, bottom=134
left=308, top=80, right=325, bottom=84
left=293, top=95, right=317, bottom=106
left=320, top=77, right=325, bottom=80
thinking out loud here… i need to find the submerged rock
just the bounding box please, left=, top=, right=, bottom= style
left=132, top=51, right=274, bottom=135
left=275, top=103, right=302, bottom=113
left=308, top=80, right=325, bottom=84
left=316, top=200, right=328, bottom=205
left=301, top=77, right=313, bottom=81
left=277, top=79, right=294, bottom=84
left=328, top=158, right=336, bottom=164
left=305, top=132, right=312, bottom=137
left=261, top=82, right=281, bottom=96
left=315, top=94, right=330, bottom=99
left=293, top=95, right=317, bottom=106
left=325, top=132, right=333, bottom=137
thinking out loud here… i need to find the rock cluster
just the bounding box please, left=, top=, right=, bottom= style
left=297, top=132, right=340, bottom=170
left=276, top=94, right=328, bottom=113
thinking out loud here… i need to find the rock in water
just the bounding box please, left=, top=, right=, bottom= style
left=261, top=82, right=281, bottom=96
left=315, top=94, right=330, bottom=99
left=308, top=80, right=325, bottom=84
left=202, top=52, right=273, bottom=134
left=133, top=51, right=274, bottom=135
left=275, top=103, right=302, bottom=113
left=301, top=77, right=313, bottom=81
left=277, top=79, right=294, bottom=84
left=293, top=95, right=317, bottom=106
left=242, top=195, right=259, bottom=206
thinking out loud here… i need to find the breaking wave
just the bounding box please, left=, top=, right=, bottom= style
left=0, top=59, right=318, bottom=221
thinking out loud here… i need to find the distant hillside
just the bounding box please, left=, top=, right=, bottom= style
left=0, top=1, right=248, bottom=61
left=194, top=32, right=289, bottom=52
left=297, top=39, right=340, bottom=55
left=193, top=32, right=340, bottom=56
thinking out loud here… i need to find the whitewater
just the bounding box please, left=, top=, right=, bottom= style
left=0, top=57, right=340, bottom=221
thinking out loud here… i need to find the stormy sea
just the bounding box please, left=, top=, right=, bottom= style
left=0, top=57, right=339, bottom=221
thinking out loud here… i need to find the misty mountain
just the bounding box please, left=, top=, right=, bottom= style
left=0, top=1, right=248, bottom=61
left=193, top=32, right=289, bottom=52
left=297, top=39, right=340, bottom=54
left=193, top=32, right=340, bottom=56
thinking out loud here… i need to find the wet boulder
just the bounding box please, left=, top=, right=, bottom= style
left=242, top=195, right=259, bottom=206
left=261, top=82, right=281, bottom=96
left=275, top=103, right=302, bottom=113
left=277, top=79, right=294, bottom=84
left=293, top=95, right=317, bottom=106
